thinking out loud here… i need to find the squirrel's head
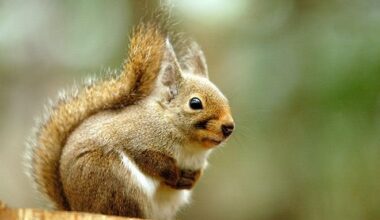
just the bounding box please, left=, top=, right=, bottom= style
left=156, top=39, right=234, bottom=148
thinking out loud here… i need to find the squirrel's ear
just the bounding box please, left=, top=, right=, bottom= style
left=180, top=42, right=208, bottom=78
left=159, top=38, right=183, bottom=98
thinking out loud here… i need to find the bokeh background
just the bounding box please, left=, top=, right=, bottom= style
left=1, top=0, right=380, bottom=219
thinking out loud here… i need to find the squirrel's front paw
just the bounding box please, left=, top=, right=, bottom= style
left=160, top=160, right=180, bottom=187
left=173, top=169, right=201, bottom=190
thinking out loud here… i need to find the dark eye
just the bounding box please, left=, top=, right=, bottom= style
left=189, top=97, right=203, bottom=110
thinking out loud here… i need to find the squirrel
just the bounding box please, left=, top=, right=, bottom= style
left=25, top=17, right=234, bottom=220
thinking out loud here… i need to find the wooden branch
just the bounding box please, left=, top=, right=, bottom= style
left=0, top=201, right=142, bottom=220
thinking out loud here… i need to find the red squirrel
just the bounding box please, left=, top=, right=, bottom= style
left=25, top=16, right=234, bottom=220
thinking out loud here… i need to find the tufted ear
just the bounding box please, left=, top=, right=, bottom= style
left=159, top=38, right=183, bottom=99
left=180, top=42, right=208, bottom=78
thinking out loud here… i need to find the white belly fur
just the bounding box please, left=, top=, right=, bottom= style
left=120, top=145, right=211, bottom=220
left=120, top=152, right=191, bottom=220
left=174, top=144, right=212, bottom=170
left=151, top=186, right=191, bottom=220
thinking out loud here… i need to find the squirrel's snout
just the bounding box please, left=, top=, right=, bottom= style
left=221, top=123, right=234, bottom=138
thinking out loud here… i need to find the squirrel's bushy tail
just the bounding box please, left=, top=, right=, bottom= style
left=26, top=22, right=165, bottom=209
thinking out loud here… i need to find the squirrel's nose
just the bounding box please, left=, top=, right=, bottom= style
left=221, top=123, right=234, bottom=138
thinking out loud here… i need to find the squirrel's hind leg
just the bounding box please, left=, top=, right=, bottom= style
left=60, top=144, right=149, bottom=218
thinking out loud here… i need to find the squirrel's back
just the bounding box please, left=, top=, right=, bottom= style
left=25, top=22, right=166, bottom=209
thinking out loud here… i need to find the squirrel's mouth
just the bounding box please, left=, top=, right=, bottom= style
left=201, top=138, right=222, bottom=148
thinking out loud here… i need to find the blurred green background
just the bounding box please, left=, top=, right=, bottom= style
left=1, top=0, right=379, bottom=219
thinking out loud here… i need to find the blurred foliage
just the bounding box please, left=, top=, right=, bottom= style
left=0, top=0, right=379, bottom=220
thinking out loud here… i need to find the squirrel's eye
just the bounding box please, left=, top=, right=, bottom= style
left=189, top=97, right=203, bottom=110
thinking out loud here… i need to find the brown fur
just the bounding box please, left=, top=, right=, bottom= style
left=30, top=22, right=165, bottom=210
left=28, top=17, right=234, bottom=220
left=60, top=136, right=148, bottom=217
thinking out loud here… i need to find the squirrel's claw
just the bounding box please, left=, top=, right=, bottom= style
left=164, top=169, right=201, bottom=190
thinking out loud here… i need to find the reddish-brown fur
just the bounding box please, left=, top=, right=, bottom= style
left=30, top=22, right=166, bottom=210
left=28, top=15, right=234, bottom=220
